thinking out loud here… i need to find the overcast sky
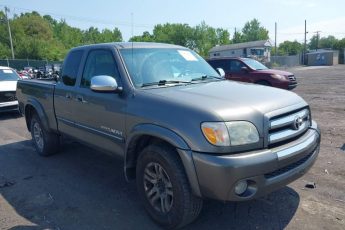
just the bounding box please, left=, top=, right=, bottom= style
left=1, top=0, right=345, bottom=44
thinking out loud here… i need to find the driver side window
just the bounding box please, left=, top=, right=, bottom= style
left=230, top=60, right=245, bottom=73
left=81, top=49, right=120, bottom=88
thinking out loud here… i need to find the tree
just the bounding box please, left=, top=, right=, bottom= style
left=215, top=28, right=231, bottom=45
left=99, top=28, right=122, bottom=43
left=192, top=21, right=219, bottom=56
left=129, top=31, right=154, bottom=42
left=0, top=10, right=11, bottom=58
left=335, top=38, right=345, bottom=50
left=319, top=35, right=338, bottom=49
left=232, top=30, right=243, bottom=43
left=308, top=35, right=318, bottom=50
left=128, top=22, right=231, bottom=57
left=278, top=40, right=303, bottom=55
left=11, top=12, right=55, bottom=59
left=241, top=19, right=269, bottom=42
left=152, top=23, right=194, bottom=47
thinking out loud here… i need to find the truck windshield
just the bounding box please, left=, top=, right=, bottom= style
left=120, top=48, right=220, bottom=88
left=0, top=69, right=19, bottom=81
left=242, top=58, right=268, bottom=70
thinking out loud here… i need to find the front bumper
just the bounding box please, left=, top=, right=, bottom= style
left=0, top=101, right=19, bottom=113
left=288, top=81, right=298, bottom=89
left=192, top=121, right=320, bottom=201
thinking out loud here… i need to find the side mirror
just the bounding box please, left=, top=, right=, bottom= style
left=241, top=66, right=249, bottom=73
left=90, top=75, right=122, bottom=93
left=216, top=68, right=225, bottom=78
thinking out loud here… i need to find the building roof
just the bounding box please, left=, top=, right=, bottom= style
left=209, top=40, right=272, bottom=53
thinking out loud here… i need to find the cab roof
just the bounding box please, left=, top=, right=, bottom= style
left=72, top=42, right=186, bottom=51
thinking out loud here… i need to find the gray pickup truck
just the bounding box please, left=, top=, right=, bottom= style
left=17, top=42, right=321, bottom=229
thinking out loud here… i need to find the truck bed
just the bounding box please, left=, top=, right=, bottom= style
left=16, top=79, right=58, bottom=132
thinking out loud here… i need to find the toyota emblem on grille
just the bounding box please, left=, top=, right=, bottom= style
left=292, top=116, right=303, bottom=130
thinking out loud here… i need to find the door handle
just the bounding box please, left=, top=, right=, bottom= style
left=65, top=93, right=72, bottom=99
left=76, top=95, right=87, bottom=103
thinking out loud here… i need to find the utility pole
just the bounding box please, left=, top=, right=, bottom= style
left=304, top=20, right=307, bottom=65
left=4, top=7, right=14, bottom=59
left=274, top=22, right=277, bottom=56
left=234, top=27, right=237, bottom=43
left=315, top=31, right=321, bottom=51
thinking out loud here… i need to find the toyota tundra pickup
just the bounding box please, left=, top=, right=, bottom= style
left=17, top=42, right=321, bottom=229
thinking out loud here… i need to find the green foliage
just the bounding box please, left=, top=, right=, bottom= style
left=278, top=40, right=303, bottom=55
left=308, top=35, right=318, bottom=50
left=129, top=22, right=231, bottom=57
left=308, top=35, right=344, bottom=50
left=241, top=19, right=269, bottom=42
left=319, top=35, right=338, bottom=49
left=153, top=23, right=193, bottom=47
left=0, top=11, right=11, bottom=58
left=129, top=31, right=154, bottom=42
left=0, top=10, right=123, bottom=61
left=216, top=28, right=231, bottom=45
left=335, top=38, right=345, bottom=50
left=232, top=30, right=243, bottom=43
left=1, top=10, right=344, bottom=61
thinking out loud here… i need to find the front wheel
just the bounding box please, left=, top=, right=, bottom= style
left=136, top=144, right=203, bottom=229
left=30, top=114, right=60, bottom=156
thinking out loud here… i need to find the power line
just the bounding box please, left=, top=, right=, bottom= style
left=0, top=4, right=155, bottom=29
left=1, top=4, right=241, bottom=33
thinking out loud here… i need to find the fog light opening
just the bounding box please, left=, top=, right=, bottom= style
left=234, top=180, right=248, bottom=195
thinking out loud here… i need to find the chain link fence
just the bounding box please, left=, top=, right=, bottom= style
left=0, top=59, right=62, bottom=70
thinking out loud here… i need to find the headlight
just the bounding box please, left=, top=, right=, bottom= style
left=226, top=121, right=259, bottom=146
left=201, top=121, right=259, bottom=146
left=201, top=122, right=230, bottom=146
left=270, top=74, right=286, bottom=80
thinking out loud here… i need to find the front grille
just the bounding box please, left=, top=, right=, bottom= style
left=0, top=91, right=17, bottom=103
left=264, top=147, right=316, bottom=179
left=268, top=108, right=310, bottom=147
left=288, top=75, right=296, bottom=81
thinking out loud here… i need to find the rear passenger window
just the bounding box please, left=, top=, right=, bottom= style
left=81, top=49, right=120, bottom=88
left=61, top=50, right=83, bottom=86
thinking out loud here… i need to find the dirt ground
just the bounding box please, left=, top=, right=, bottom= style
left=0, top=65, right=344, bottom=230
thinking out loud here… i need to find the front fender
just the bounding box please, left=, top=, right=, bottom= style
left=127, top=123, right=190, bottom=151
left=125, top=124, right=202, bottom=197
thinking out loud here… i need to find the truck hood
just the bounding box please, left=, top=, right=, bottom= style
left=0, top=81, right=17, bottom=92
left=143, top=80, right=306, bottom=121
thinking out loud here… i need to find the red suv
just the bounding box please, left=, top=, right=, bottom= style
left=207, top=57, right=297, bottom=90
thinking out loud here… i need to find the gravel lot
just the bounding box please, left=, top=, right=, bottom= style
left=1, top=65, right=345, bottom=230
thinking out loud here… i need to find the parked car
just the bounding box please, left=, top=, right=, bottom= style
left=17, top=70, right=30, bottom=80
left=207, top=57, right=297, bottom=90
left=0, top=66, right=19, bottom=112
left=23, top=66, right=35, bottom=79
left=17, top=43, right=320, bottom=229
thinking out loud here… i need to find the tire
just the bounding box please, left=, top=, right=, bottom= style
left=136, top=144, right=203, bottom=229
left=256, top=80, right=271, bottom=86
left=30, top=114, right=60, bottom=156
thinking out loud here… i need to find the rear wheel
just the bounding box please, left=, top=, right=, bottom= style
left=136, top=144, right=203, bottom=229
left=30, top=114, right=60, bottom=156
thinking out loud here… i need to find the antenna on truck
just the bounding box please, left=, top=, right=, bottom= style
left=131, top=12, right=134, bottom=69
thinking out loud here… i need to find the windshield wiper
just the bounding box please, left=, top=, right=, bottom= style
left=141, top=80, right=191, bottom=88
left=191, top=75, right=223, bottom=82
